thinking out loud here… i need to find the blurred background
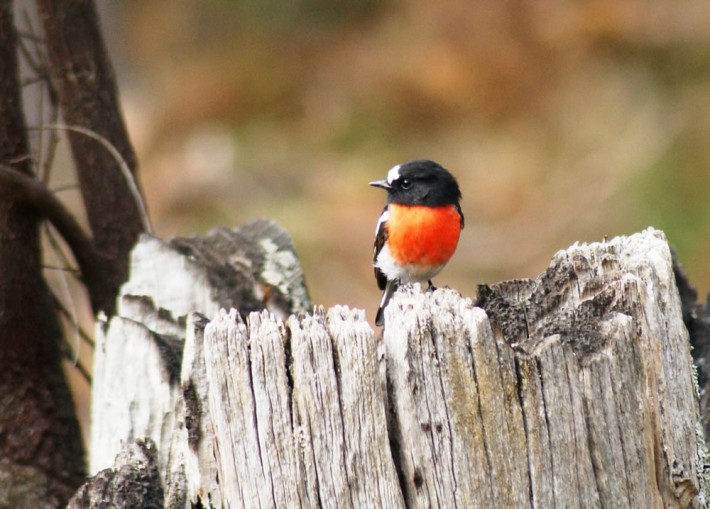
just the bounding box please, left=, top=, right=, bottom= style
left=100, top=0, right=710, bottom=310
left=20, top=0, right=710, bottom=441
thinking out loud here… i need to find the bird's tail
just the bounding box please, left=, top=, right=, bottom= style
left=375, top=279, right=398, bottom=326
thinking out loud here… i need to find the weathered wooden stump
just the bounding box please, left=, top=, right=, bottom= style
left=74, top=226, right=710, bottom=508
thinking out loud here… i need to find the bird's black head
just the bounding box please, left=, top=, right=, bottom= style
left=370, top=160, right=462, bottom=206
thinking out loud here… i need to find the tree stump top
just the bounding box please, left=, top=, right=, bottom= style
left=83, top=227, right=709, bottom=508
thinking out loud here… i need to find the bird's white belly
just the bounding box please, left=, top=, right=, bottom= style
left=375, top=244, right=444, bottom=284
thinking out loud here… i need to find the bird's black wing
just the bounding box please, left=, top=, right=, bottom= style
left=373, top=206, right=389, bottom=291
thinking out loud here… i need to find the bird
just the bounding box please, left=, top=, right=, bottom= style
left=370, top=160, right=464, bottom=326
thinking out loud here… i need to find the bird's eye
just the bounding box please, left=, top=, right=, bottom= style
left=400, top=178, right=412, bottom=189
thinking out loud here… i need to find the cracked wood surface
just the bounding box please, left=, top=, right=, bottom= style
left=81, top=227, right=709, bottom=508
left=204, top=307, right=404, bottom=508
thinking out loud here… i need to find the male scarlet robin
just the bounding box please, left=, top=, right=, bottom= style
left=370, top=160, right=464, bottom=326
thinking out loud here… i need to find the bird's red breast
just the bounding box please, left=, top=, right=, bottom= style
left=386, top=203, right=462, bottom=267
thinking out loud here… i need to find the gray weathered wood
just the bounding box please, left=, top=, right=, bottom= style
left=78, top=227, right=710, bottom=508
left=90, top=310, right=182, bottom=481
left=87, top=220, right=311, bottom=508
left=163, top=314, right=219, bottom=508
left=202, top=306, right=404, bottom=508
left=476, top=227, right=708, bottom=508
left=204, top=308, right=309, bottom=507
left=385, top=288, right=532, bottom=508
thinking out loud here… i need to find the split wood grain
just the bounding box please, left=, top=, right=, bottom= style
left=82, top=227, right=709, bottom=508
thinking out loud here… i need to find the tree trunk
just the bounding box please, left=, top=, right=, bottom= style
left=0, top=1, right=85, bottom=506
left=77, top=227, right=709, bottom=508
left=36, top=0, right=146, bottom=316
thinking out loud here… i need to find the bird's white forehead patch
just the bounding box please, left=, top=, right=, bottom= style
left=386, top=164, right=401, bottom=185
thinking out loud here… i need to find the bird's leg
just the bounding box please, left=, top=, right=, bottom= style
left=427, top=280, right=437, bottom=292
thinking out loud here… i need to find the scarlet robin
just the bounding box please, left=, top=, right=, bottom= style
left=370, top=160, right=464, bottom=326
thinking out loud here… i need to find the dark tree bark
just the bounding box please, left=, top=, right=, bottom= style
left=36, top=0, right=146, bottom=316
left=0, top=1, right=85, bottom=506
left=0, top=0, right=149, bottom=506
left=673, top=252, right=710, bottom=440
left=67, top=439, right=164, bottom=509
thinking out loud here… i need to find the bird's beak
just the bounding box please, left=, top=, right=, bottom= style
left=369, top=179, right=391, bottom=190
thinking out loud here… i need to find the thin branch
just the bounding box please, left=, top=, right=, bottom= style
left=51, top=183, right=80, bottom=193
left=53, top=293, right=95, bottom=349
left=21, top=75, right=46, bottom=87
left=35, top=64, right=60, bottom=183
left=28, top=124, right=152, bottom=233
left=44, top=223, right=95, bottom=352
left=70, top=358, right=92, bottom=385
left=58, top=336, right=92, bottom=385
left=16, top=31, right=42, bottom=76
left=0, top=164, right=107, bottom=294
left=45, top=223, right=81, bottom=364
left=36, top=79, right=46, bottom=176
left=16, top=11, right=61, bottom=182
left=44, top=221, right=81, bottom=280
left=39, top=106, right=61, bottom=183
left=17, top=30, right=45, bottom=43
left=19, top=10, right=44, bottom=44
left=43, top=264, right=80, bottom=275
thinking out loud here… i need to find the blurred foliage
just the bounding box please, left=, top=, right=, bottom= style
left=97, top=0, right=710, bottom=314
